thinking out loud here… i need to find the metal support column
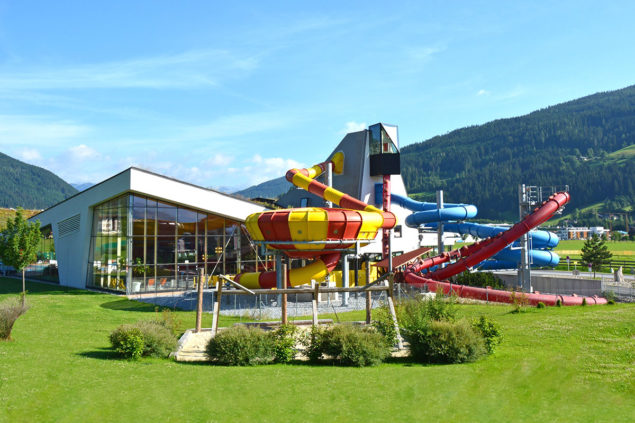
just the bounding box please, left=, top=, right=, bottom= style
left=341, top=253, right=349, bottom=306
left=325, top=162, right=333, bottom=208
left=518, top=184, right=532, bottom=292
left=436, top=190, right=444, bottom=257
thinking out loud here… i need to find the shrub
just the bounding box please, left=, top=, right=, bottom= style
left=510, top=290, right=529, bottom=313
left=271, top=324, right=298, bottom=363
left=536, top=302, right=546, bottom=309
left=110, top=320, right=177, bottom=359
left=0, top=296, right=30, bottom=340
left=556, top=299, right=562, bottom=307
left=603, top=290, right=616, bottom=303
left=156, top=308, right=183, bottom=337
left=313, top=324, right=390, bottom=367
left=405, top=319, right=486, bottom=364
left=302, top=325, right=326, bottom=363
left=110, top=327, right=144, bottom=360
left=206, top=325, right=275, bottom=366
left=472, top=316, right=502, bottom=354
left=455, top=271, right=506, bottom=290
left=582, top=298, right=587, bottom=306
left=372, top=305, right=398, bottom=347
left=398, top=289, right=457, bottom=331
left=607, top=299, right=616, bottom=305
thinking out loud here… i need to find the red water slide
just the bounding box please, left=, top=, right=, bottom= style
left=403, top=192, right=607, bottom=306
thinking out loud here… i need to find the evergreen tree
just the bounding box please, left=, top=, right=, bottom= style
left=580, top=234, right=612, bottom=278
left=0, top=209, right=41, bottom=304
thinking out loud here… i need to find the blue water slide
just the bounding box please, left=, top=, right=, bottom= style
left=376, top=185, right=478, bottom=226
left=375, top=184, right=560, bottom=270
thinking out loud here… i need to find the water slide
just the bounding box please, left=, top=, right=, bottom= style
left=236, top=152, right=397, bottom=289
left=378, top=184, right=561, bottom=270
left=401, top=192, right=607, bottom=305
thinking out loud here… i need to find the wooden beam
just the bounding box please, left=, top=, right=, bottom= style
left=195, top=268, right=204, bottom=333
left=312, top=281, right=319, bottom=326
left=219, top=274, right=256, bottom=295
left=281, top=263, right=288, bottom=325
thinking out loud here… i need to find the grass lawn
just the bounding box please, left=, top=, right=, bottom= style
left=1, top=278, right=634, bottom=423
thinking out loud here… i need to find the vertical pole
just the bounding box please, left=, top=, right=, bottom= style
left=195, top=268, right=204, bottom=333
left=436, top=190, right=444, bottom=258
left=236, top=228, right=241, bottom=274
left=275, top=253, right=282, bottom=304
left=211, top=278, right=223, bottom=336
left=518, top=184, right=532, bottom=292
left=387, top=276, right=403, bottom=350
left=312, top=280, right=319, bottom=326
left=382, top=174, right=392, bottom=271
left=365, top=259, right=372, bottom=324
left=325, top=162, right=333, bottom=208
left=341, top=253, right=349, bottom=306
left=281, top=263, right=288, bottom=325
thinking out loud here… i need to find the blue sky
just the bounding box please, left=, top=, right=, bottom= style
left=1, top=1, right=634, bottom=190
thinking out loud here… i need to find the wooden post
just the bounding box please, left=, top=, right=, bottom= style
left=312, top=280, right=319, bottom=326
left=281, top=263, right=288, bottom=325
left=387, top=275, right=403, bottom=350
left=211, top=276, right=224, bottom=336
left=195, top=268, right=204, bottom=333
left=365, top=259, right=372, bottom=324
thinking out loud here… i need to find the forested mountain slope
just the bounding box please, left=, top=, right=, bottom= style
left=401, top=85, right=635, bottom=220
left=0, top=152, right=78, bottom=209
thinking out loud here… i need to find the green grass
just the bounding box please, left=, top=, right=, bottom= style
left=1, top=278, right=634, bottom=422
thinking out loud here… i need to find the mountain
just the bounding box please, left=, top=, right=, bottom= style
left=237, top=85, right=635, bottom=223
left=71, top=182, right=94, bottom=192
left=401, top=85, right=635, bottom=220
left=233, top=176, right=292, bottom=200
left=0, top=153, right=78, bottom=209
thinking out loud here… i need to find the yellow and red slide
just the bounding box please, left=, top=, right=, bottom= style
left=236, top=152, right=396, bottom=289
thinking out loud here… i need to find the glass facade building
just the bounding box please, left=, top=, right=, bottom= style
left=87, top=193, right=258, bottom=294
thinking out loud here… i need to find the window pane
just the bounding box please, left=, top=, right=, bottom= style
left=177, top=236, right=196, bottom=263
left=156, top=265, right=176, bottom=290
left=177, top=208, right=198, bottom=235
left=146, top=207, right=157, bottom=236
left=156, top=237, right=175, bottom=264
left=132, top=206, right=145, bottom=236
left=157, top=206, right=176, bottom=236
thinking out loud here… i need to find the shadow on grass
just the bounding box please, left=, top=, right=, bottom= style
left=100, top=298, right=160, bottom=312
left=77, top=348, right=121, bottom=360
left=0, top=277, right=101, bottom=296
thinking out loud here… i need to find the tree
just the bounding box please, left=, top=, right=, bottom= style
left=0, top=209, right=41, bottom=305
left=581, top=235, right=612, bottom=278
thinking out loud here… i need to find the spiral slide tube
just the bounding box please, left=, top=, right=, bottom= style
left=239, top=152, right=397, bottom=289
left=385, top=186, right=561, bottom=270
left=403, top=192, right=607, bottom=305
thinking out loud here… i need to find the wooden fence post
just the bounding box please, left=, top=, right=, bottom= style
left=195, top=268, right=204, bottom=333
left=387, top=275, right=403, bottom=350
left=211, top=277, right=224, bottom=336
left=312, top=280, right=319, bottom=326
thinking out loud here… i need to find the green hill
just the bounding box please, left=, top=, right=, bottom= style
left=0, top=152, right=78, bottom=209
left=401, top=85, right=635, bottom=221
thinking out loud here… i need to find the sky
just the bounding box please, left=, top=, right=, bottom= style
left=1, top=1, right=634, bottom=191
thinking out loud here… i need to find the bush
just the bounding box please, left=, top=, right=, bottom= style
left=510, top=290, right=529, bottom=313
left=302, top=325, right=326, bottom=363
left=0, top=296, right=30, bottom=340
left=405, top=319, right=486, bottom=364
left=536, top=302, right=546, bottom=309
left=156, top=308, right=183, bottom=337
left=398, top=289, right=457, bottom=332
left=454, top=271, right=506, bottom=289
left=582, top=298, right=587, bottom=306
left=556, top=298, right=562, bottom=307
left=306, top=324, right=390, bottom=367
left=271, top=324, right=298, bottom=363
left=372, top=305, right=398, bottom=347
left=110, top=320, right=177, bottom=359
left=206, top=325, right=275, bottom=366
left=472, top=316, right=502, bottom=354
left=110, top=327, right=144, bottom=360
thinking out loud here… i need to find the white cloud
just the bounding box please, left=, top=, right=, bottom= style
left=68, top=144, right=100, bottom=161
left=342, top=121, right=367, bottom=134
left=477, top=89, right=490, bottom=96
left=18, top=148, right=42, bottom=162
left=0, top=114, right=90, bottom=145
left=0, top=49, right=260, bottom=91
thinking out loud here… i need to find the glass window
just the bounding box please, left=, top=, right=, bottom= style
left=177, top=208, right=198, bottom=236
left=156, top=237, right=175, bottom=264
left=157, top=206, right=176, bottom=236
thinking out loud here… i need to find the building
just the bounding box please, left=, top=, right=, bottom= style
left=29, top=168, right=267, bottom=294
